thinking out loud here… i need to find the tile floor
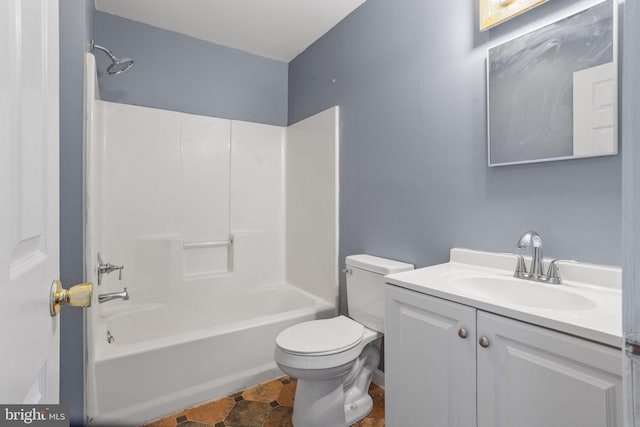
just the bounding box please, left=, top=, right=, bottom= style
left=145, top=377, right=384, bottom=427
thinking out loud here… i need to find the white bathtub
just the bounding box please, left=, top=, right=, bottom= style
left=84, top=83, right=340, bottom=425
left=86, top=284, right=335, bottom=426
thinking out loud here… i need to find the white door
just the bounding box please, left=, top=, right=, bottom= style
left=0, top=0, right=61, bottom=403
left=573, top=62, right=616, bottom=157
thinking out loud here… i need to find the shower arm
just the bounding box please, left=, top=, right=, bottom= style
left=91, top=41, right=117, bottom=62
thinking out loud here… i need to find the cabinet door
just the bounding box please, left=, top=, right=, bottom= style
left=385, top=285, right=476, bottom=427
left=477, top=311, right=622, bottom=427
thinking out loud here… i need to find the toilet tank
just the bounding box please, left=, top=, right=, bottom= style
left=346, top=254, right=414, bottom=332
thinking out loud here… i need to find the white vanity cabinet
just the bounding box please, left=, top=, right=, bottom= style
left=385, top=285, right=477, bottom=427
left=477, top=310, right=622, bottom=427
left=386, top=284, right=623, bottom=427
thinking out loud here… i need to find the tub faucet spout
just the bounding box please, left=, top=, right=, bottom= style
left=98, top=288, right=129, bottom=304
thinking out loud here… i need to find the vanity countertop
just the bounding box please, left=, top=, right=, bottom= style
left=385, top=248, right=622, bottom=348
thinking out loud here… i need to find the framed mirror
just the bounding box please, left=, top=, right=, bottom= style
left=487, top=0, right=616, bottom=167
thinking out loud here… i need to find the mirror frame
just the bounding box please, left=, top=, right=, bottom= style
left=486, top=0, right=618, bottom=167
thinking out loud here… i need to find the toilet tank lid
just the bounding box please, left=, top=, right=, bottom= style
left=346, top=254, right=414, bottom=275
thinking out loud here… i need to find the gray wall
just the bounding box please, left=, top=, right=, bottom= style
left=288, top=0, right=622, bottom=293
left=59, top=0, right=94, bottom=425
left=94, top=11, right=288, bottom=126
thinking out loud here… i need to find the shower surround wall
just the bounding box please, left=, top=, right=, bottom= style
left=94, top=105, right=243, bottom=286
left=84, top=55, right=338, bottom=425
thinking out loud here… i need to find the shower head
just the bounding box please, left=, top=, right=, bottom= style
left=107, top=57, right=134, bottom=75
left=91, top=40, right=134, bottom=75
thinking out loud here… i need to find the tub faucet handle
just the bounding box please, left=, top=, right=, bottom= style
left=97, top=252, right=124, bottom=286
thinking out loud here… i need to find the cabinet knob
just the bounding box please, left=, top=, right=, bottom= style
left=458, top=328, right=468, bottom=339
left=479, top=336, right=490, bottom=348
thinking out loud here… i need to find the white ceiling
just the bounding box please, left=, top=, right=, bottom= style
left=95, top=0, right=367, bottom=62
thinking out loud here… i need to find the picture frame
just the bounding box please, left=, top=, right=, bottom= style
left=480, top=0, right=548, bottom=31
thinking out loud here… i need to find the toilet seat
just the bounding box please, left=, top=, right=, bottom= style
left=274, top=317, right=381, bottom=371
left=276, top=316, right=364, bottom=356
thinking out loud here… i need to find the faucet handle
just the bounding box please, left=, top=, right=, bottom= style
left=97, top=252, right=124, bottom=285
left=509, top=254, right=529, bottom=278
left=546, top=259, right=577, bottom=284
left=501, top=252, right=528, bottom=278
left=514, top=255, right=528, bottom=276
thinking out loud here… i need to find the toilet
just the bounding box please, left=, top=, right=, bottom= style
left=274, top=254, right=414, bottom=427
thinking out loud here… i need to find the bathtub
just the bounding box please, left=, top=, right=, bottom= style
left=86, top=284, right=335, bottom=426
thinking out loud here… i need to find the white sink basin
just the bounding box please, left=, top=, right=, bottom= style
left=384, top=249, right=622, bottom=348
left=445, top=275, right=598, bottom=311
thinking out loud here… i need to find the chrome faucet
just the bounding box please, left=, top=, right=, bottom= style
left=514, top=231, right=575, bottom=285
left=98, top=288, right=129, bottom=304
left=517, top=231, right=544, bottom=277
left=97, top=253, right=124, bottom=286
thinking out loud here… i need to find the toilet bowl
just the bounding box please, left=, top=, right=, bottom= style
left=275, top=316, right=381, bottom=426
left=274, top=255, right=413, bottom=427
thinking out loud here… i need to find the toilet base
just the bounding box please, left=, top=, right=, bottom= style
left=344, top=392, right=374, bottom=425
left=286, top=341, right=381, bottom=427
left=343, top=342, right=379, bottom=425
left=292, top=374, right=348, bottom=427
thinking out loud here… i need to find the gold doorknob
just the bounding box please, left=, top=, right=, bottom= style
left=49, top=279, right=94, bottom=317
